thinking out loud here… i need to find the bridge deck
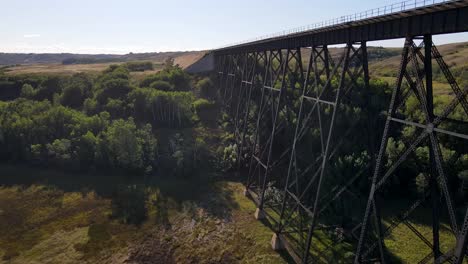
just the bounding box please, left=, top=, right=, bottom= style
left=214, top=0, right=468, bottom=54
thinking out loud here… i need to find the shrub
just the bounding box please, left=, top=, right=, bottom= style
left=60, top=84, right=84, bottom=108
left=125, top=61, right=153, bottom=72
left=196, top=77, right=217, bottom=99
left=193, top=99, right=215, bottom=113
left=193, top=99, right=217, bottom=123
left=20, top=84, right=35, bottom=99
left=150, top=80, right=173, bottom=91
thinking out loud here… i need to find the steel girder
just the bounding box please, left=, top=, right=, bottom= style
left=273, top=42, right=382, bottom=263
left=240, top=48, right=304, bottom=221
left=214, top=35, right=467, bottom=264
left=355, top=36, right=468, bottom=264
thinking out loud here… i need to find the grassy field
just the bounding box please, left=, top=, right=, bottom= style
left=2, top=52, right=205, bottom=76
left=0, top=165, right=287, bottom=264
left=380, top=199, right=463, bottom=263
left=0, top=164, right=465, bottom=263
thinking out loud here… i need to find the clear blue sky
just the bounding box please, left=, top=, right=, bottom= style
left=1, top=0, right=467, bottom=54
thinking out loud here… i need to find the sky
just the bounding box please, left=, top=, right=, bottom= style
left=1, top=0, right=467, bottom=54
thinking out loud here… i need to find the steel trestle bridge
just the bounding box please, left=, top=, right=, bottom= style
left=211, top=0, right=468, bottom=263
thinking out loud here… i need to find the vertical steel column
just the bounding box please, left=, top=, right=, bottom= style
left=273, top=43, right=371, bottom=263
left=355, top=35, right=466, bottom=263
left=454, top=209, right=468, bottom=264
left=302, top=43, right=351, bottom=263
left=354, top=37, right=411, bottom=264
left=238, top=52, right=267, bottom=171
left=244, top=48, right=304, bottom=223
left=233, top=52, right=250, bottom=139
left=236, top=52, right=259, bottom=168
left=246, top=50, right=275, bottom=193
left=425, top=34, right=441, bottom=263
left=216, top=55, right=227, bottom=100
left=363, top=40, right=387, bottom=263
left=257, top=49, right=290, bottom=211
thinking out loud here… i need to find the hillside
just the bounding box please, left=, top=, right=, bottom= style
left=0, top=51, right=205, bottom=66
left=0, top=51, right=206, bottom=76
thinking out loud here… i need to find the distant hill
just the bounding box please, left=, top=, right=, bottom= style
left=0, top=51, right=206, bottom=76
left=0, top=51, right=205, bottom=66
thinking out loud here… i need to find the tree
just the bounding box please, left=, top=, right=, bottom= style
left=35, top=76, right=63, bottom=101
left=140, top=65, right=191, bottom=91
left=83, top=98, right=99, bottom=115
left=101, top=118, right=157, bottom=173
left=150, top=81, right=173, bottom=91
left=163, top=57, right=175, bottom=70
left=77, top=131, right=98, bottom=169
left=20, top=84, right=35, bottom=99
left=47, top=138, right=72, bottom=166
left=96, top=78, right=134, bottom=105
left=196, top=77, right=217, bottom=100
left=60, top=84, right=84, bottom=108
left=104, top=99, right=126, bottom=118
left=125, top=61, right=153, bottom=72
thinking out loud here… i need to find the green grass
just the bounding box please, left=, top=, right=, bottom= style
left=379, top=199, right=463, bottom=263
left=0, top=165, right=288, bottom=263
left=2, top=163, right=461, bottom=263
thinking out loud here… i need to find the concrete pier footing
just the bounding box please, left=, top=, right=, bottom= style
left=254, top=208, right=265, bottom=220
left=271, top=233, right=285, bottom=250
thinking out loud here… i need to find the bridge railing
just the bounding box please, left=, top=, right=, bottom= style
left=217, top=0, right=456, bottom=49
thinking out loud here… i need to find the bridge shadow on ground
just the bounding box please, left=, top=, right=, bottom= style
left=0, top=163, right=239, bottom=225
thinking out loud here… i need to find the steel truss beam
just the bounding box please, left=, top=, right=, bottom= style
left=271, top=41, right=384, bottom=263
left=240, top=48, right=304, bottom=221
left=355, top=35, right=468, bottom=264
left=234, top=52, right=266, bottom=169
left=215, top=34, right=467, bottom=264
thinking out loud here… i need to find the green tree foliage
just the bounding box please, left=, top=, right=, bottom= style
left=150, top=80, right=173, bottom=91
left=20, top=84, right=35, bottom=99
left=83, top=98, right=99, bottom=115
left=104, top=98, right=126, bottom=118
left=128, top=88, right=195, bottom=128
left=60, top=84, right=84, bottom=108
left=196, top=77, right=217, bottom=100
left=0, top=63, right=205, bottom=176
left=77, top=131, right=98, bottom=169
left=193, top=98, right=217, bottom=124
left=34, top=76, right=64, bottom=101
left=95, top=65, right=134, bottom=105
left=59, top=73, right=94, bottom=108
left=125, top=61, right=153, bottom=72
left=140, top=64, right=191, bottom=91
left=101, top=118, right=156, bottom=173
left=0, top=99, right=156, bottom=174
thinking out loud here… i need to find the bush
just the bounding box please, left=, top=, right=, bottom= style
left=60, top=84, right=84, bottom=108
left=150, top=80, right=173, bottom=91
left=95, top=79, right=134, bottom=105
left=128, top=88, right=195, bottom=128
left=20, top=84, right=35, bottom=99
left=193, top=99, right=217, bottom=123
left=222, top=144, right=238, bottom=172
left=196, top=77, right=217, bottom=100
left=140, top=65, right=191, bottom=91
left=125, top=61, right=153, bottom=72
left=34, top=76, right=64, bottom=101
left=101, top=118, right=157, bottom=173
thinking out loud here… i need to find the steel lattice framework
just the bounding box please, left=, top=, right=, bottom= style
left=213, top=1, right=468, bottom=263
